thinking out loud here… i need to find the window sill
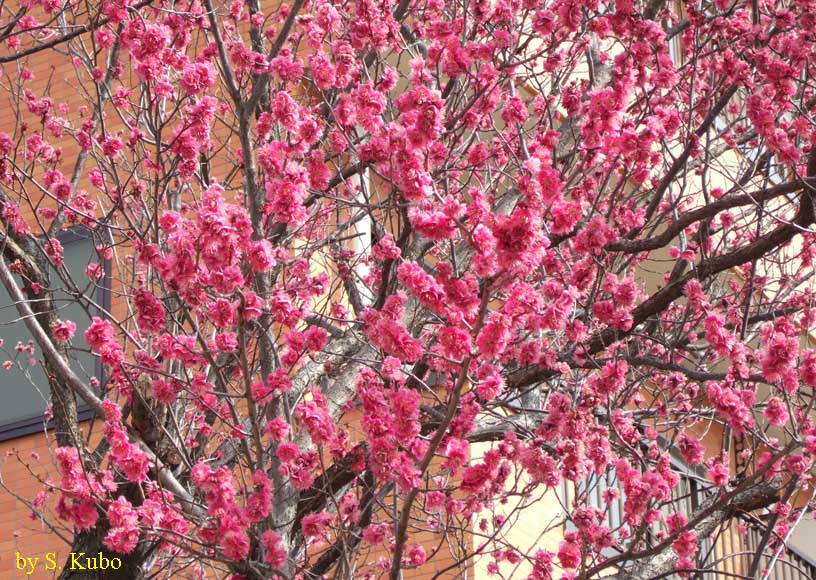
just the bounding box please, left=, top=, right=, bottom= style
left=0, top=405, right=97, bottom=442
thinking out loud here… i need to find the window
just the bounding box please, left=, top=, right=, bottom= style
left=564, top=469, right=625, bottom=559
left=564, top=447, right=710, bottom=561
left=0, top=227, right=108, bottom=441
left=665, top=0, right=686, bottom=65
left=351, top=166, right=374, bottom=306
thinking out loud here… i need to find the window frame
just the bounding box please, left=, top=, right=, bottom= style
left=0, top=225, right=110, bottom=442
left=563, top=438, right=712, bottom=561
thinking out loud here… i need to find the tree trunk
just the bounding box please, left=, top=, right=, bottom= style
left=58, top=528, right=157, bottom=580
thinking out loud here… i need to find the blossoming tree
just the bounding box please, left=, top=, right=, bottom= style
left=1, top=0, right=816, bottom=577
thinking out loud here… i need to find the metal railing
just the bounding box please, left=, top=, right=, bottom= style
left=570, top=468, right=816, bottom=579
left=683, top=516, right=816, bottom=580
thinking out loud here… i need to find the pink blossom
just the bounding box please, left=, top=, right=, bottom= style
left=133, top=289, right=166, bottom=334
left=220, top=520, right=250, bottom=560
left=406, top=544, right=427, bottom=566
left=180, top=62, right=216, bottom=94
left=476, top=315, right=511, bottom=358
left=247, top=239, right=276, bottom=271
left=398, top=262, right=447, bottom=313
left=84, top=317, right=124, bottom=366
left=261, top=530, right=288, bottom=567
left=672, top=531, right=698, bottom=558
left=301, top=511, right=333, bottom=540
left=103, top=421, right=151, bottom=482
left=265, top=417, right=290, bottom=440
left=800, top=349, right=816, bottom=386
left=557, top=534, right=582, bottom=570
left=52, top=319, right=77, bottom=341
left=706, top=382, right=755, bottom=435
left=677, top=434, right=705, bottom=465
left=360, top=294, right=423, bottom=362
left=492, top=208, right=548, bottom=269
left=277, top=442, right=300, bottom=463
left=57, top=497, right=99, bottom=531
left=586, top=360, right=628, bottom=398
left=362, top=523, right=389, bottom=545
left=443, top=437, right=470, bottom=472
left=759, top=323, right=799, bottom=386
left=706, top=456, right=729, bottom=487
left=104, top=497, right=140, bottom=554
left=763, top=397, right=789, bottom=426
left=215, top=332, right=238, bottom=351
left=296, top=389, right=336, bottom=446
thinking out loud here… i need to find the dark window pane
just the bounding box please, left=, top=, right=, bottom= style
left=0, top=232, right=98, bottom=426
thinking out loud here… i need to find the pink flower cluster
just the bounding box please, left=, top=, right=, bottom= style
left=361, top=293, right=423, bottom=362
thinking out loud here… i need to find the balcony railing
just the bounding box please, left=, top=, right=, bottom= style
left=693, top=519, right=816, bottom=580
left=568, top=466, right=816, bottom=580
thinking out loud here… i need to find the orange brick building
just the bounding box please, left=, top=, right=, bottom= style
left=1, top=1, right=816, bottom=580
